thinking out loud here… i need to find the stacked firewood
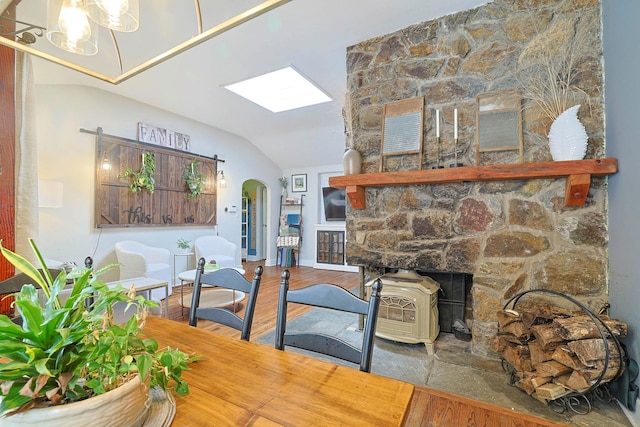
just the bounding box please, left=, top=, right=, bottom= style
left=496, top=302, right=627, bottom=402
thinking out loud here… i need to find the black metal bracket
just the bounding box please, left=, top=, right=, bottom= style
left=0, top=15, right=45, bottom=44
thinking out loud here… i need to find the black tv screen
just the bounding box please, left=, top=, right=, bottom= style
left=322, top=187, right=346, bottom=221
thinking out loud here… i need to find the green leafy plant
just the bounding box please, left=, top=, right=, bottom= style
left=0, top=239, right=197, bottom=417
left=176, top=238, right=191, bottom=250
left=278, top=177, right=288, bottom=189
left=120, top=151, right=156, bottom=193
left=184, top=159, right=205, bottom=200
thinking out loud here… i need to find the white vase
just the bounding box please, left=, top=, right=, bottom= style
left=2, top=375, right=150, bottom=427
left=343, top=147, right=362, bottom=175
left=548, top=105, right=588, bottom=161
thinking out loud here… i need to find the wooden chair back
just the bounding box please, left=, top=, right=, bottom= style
left=189, top=258, right=262, bottom=341
left=275, top=269, right=383, bottom=372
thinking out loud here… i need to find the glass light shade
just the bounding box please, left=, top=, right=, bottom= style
left=47, top=0, right=98, bottom=55
left=218, top=171, right=227, bottom=189
left=86, top=0, right=139, bottom=32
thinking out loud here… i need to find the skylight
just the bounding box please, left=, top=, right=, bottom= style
left=224, top=66, right=332, bottom=113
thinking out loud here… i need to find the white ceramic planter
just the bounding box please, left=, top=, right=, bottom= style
left=2, top=375, right=150, bottom=427
left=548, top=105, right=588, bottom=161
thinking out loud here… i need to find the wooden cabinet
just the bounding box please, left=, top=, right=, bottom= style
left=316, top=230, right=345, bottom=265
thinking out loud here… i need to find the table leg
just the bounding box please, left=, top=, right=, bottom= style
left=164, top=285, right=169, bottom=318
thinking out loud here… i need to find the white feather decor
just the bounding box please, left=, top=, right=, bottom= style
left=548, top=105, right=588, bottom=161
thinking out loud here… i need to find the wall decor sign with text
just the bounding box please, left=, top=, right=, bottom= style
left=138, top=122, right=191, bottom=152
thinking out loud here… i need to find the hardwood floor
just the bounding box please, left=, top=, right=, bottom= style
left=166, top=261, right=569, bottom=427
left=166, top=261, right=359, bottom=338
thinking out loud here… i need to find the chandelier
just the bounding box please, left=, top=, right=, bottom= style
left=0, top=0, right=291, bottom=84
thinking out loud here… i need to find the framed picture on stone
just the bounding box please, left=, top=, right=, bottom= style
left=381, top=97, right=424, bottom=172
left=475, top=90, right=523, bottom=165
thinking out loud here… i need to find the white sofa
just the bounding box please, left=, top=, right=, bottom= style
left=194, top=236, right=238, bottom=268
left=114, top=240, right=172, bottom=303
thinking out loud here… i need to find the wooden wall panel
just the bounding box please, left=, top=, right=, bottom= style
left=92, top=129, right=218, bottom=228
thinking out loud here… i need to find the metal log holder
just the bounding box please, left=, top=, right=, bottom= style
left=501, top=289, right=625, bottom=415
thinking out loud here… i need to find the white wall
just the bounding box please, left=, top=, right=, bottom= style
left=33, top=84, right=283, bottom=282
left=603, top=0, right=640, bottom=421
left=281, top=164, right=343, bottom=267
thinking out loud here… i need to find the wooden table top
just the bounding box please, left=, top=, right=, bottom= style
left=143, top=317, right=414, bottom=426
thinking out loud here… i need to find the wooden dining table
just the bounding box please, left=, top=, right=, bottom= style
left=143, top=317, right=415, bottom=426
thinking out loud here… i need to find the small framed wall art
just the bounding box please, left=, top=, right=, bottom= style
left=291, top=174, right=307, bottom=192
left=475, top=90, right=523, bottom=165
left=381, top=97, right=424, bottom=171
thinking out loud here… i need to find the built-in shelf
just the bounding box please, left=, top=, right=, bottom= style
left=328, top=158, right=618, bottom=209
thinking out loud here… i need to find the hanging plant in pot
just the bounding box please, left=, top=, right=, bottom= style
left=120, top=151, right=156, bottom=193
left=0, top=239, right=196, bottom=426
left=184, top=159, right=205, bottom=200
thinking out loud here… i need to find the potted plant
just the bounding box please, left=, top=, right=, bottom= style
left=278, top=176, right=288, bottom=199
left=0, top=239, right=196, bottom=424
left=184, top=159, right=205, bottom=200
left=176, top=238, right=191, bottom=253
left=120, top=151, right=156, bottom=193
left=517, top=12, right=596, bottom=161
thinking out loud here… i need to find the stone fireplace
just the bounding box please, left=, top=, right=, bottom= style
left=341, top=0, right=610, bottom=356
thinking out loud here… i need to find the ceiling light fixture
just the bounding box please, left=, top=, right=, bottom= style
left=0, top=0, right=291, bottom=84
left=86, top=0, right=139, bottom=32
left=46, top=0, right=99, bottom=55
left=45, top=0, right=139, bottom=56
left=224, top=66, right=332, bottom=113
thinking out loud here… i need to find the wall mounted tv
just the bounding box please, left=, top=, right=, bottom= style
left=322, top=186, right=347, bottom=221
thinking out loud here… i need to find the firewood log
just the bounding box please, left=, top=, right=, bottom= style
left=502, top=344, right=533, bottom=372
left=534, top=383, right=570, bottom=400
left=498, top=333, right=528, bottom=346
left=531, top=375, right=553, bottom=388
left=567, top=338, right=620, bottom=367
left=534, top=360, right=572, bottom=377
left=565, top=370, right=591, bottom=392
left=551, top=345, right=586, bottom=370
left=497, top=309, right=521, bottom=328
left=529, top=341, right=555, bottom=367
left=554, top=316, right=628, bottom=340
left=516, top=377, right=536, bottom=395
left=502, top=321, right=530, bottom=339
left=530, top=323, right=565, bottom=350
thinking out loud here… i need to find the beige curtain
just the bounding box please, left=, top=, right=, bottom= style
left=14, top=51, right=39, bottom=262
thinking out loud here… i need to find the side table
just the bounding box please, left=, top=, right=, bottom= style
left=173, top=252, right=194, bottom=292
left=178, top=267, right=246, bottom=316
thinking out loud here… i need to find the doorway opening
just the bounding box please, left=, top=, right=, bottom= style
left=242, top=180, right=267, bottom=262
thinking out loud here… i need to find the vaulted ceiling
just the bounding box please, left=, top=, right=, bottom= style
left=9, top=0, right=487, bottom=169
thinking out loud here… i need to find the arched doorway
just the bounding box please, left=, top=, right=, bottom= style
left=241, top=179, right=267, bottom=261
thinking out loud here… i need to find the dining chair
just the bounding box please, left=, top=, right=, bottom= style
left=274, top=269, right=383, bottom=372
left=188, top=257, right=263, bottom=341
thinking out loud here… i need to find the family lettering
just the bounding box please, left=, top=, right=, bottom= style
left=138, top=122, right=191, bottom=152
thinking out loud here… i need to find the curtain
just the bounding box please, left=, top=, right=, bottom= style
left=14, top=51, right=39, bottom=262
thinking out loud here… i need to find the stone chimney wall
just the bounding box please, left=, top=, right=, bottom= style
left=344, top=0, right=607, bottom=355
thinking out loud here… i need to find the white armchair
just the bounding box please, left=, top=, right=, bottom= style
left=194, top=236, right=238, bottom=268
left=114, top=240, right=172, bottom=302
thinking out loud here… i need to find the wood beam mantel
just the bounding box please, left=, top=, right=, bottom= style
left=329, top=158, right=618, bottom=209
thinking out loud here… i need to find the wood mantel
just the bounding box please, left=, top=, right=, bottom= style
left=328, top=158, right=618, bottom=209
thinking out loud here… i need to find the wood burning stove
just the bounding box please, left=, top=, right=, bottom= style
left=366, top=269, right=440, bottom=354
